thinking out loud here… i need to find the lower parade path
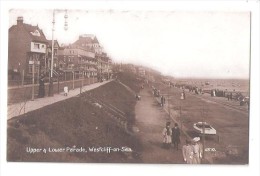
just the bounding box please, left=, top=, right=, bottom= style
left=134, top=82, right=249, bottom=164
left=135, top=86, right=186, bottom=164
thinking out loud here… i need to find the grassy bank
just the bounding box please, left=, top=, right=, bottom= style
left=7, top=81, right=142, bottom=163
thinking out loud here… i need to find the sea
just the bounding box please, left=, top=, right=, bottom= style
left=175, top=78, right=250, bottom=95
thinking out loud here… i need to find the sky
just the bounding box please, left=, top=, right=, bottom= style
left=9, top=9, right=250, bottom=79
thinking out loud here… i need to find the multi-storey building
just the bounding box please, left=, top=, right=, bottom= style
left=8, top=17, right=48, bottom=81
left=57, top=45, right=97, bottom=80
left=9, top=17, right=113, bottom=83
left=72, top=34, right=112, bottom=80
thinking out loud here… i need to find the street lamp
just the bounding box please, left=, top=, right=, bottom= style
left=48, top=9, right=68, bottom=96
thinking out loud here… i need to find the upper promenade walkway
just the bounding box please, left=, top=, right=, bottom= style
left=8, top=80, right=112, bottom=120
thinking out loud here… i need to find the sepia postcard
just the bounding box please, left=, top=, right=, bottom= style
left=1, top=1, right=260, bottom=176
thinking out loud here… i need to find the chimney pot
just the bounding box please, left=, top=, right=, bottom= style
left=17, top=16, right=23, bottom=25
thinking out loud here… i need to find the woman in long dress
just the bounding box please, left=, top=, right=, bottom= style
left=182, top=140, right=194, bottom=164
left=192, top=137, right=203, bottom=164
left=162, top=122, right=172, bottom=149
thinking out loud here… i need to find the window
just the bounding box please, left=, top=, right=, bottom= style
left=35, top=54, right=39, bottom=60
left=29, top=65, right=33, bottom=73
left=28, top=64, right=39, bottom=74
left=34, top=43, right=40, bottom=49
left=30, top=30, right=41, bottom=37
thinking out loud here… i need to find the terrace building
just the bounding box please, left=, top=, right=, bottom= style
left=73, top=34, right=112, bottom=80
left=57, top=46, right=97, bottom=80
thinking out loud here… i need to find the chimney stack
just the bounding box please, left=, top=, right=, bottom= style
left=17, top=16, right=23, bottom=25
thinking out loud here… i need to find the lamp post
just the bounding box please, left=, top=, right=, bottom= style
left=48, top=9, right=68, bottom=96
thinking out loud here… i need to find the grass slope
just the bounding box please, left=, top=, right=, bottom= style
left=7, top=81, right=142, bottom=163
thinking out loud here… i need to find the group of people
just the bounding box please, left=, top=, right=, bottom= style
left=152, top=86, right=161, bottom=97
left=162, top=121, right=203, bottom=164
left=160, top=95, right=166, bottom=106
left=37, top=74, right=70, bottom=97
left=162, top=122, right=181, bottom=150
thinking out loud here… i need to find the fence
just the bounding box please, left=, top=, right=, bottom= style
left=8, top=77, right=97, bottom=104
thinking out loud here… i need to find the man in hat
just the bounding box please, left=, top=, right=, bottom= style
left=38, top=74, right=45, bottom=98
left=182, top=139, right=194, bottom=164
left=192, top=137, right=203, bottom=164
left=172, top=123, right=181, bottom=150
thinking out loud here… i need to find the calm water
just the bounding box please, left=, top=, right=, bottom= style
left=176, top=78, right=250, bottom=94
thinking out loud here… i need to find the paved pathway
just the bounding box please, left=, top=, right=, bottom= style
left=134, top=86, right=185, bottom=164
left=8, top=80, right=111, bottom=120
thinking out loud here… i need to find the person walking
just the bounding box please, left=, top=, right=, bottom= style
left=180, top=92, right=185, bottom=100
left=172, top=123, right=181, bottom=150
left=182, top=139, right=194, bottom=164
left=162, top=122, right=172, bottom=149
left=192, top=137, right=203, bottom=164
left=38, top=75, right=45, bottom=98
left=64, top=86, right=69, bottom=96
left=161, top=95, right=164, bottom=106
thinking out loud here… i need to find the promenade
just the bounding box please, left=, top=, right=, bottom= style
left=7, top=80, right=111, bottom=120
left=135, top=86, right=185, bottom=163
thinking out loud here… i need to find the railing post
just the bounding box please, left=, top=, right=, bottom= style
left=32, top=62, right=35, bottom=101
left=72, top=71, right=75, bottom=90
left=21, top=70, right=24, bottom=86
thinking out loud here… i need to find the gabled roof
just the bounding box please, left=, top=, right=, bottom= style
left=76, top=37, right=92, bottom=44
left=47, top=40, right=60, bottom=48
left=93, top=36, right=99, bottom=43
left=9, top=23, right=48, bottom=43
left=23, top=24, right=48, bottom=43
left=74, top=35, right=100, bottom=45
